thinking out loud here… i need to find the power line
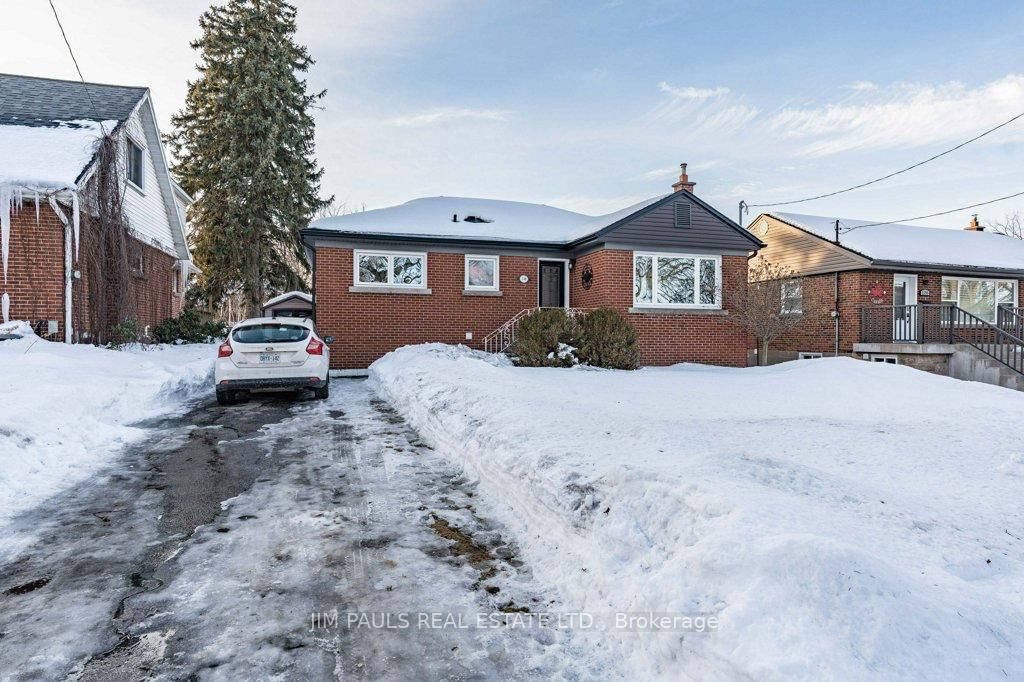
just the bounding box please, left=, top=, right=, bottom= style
left=839, top=189, right=1024, bottom=232
left=746, top=109, right=1024, bottom=209
left=48, top=0, right=107, bottom=135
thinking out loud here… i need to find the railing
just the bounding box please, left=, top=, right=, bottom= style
left=859, top=303, right=1024, bottom=376
left=482, top=307, right=589, bottom=355
left=997, top=305, right=1024, bottom=340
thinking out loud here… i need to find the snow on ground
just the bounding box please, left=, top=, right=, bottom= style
left=370, top=344, right=1024, bottom=680
left=0, top=324, right=214, bottom=532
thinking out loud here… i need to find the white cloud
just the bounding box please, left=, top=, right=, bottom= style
left=657, top=82, right=730, bottom=100
left=769, top=75, right=1024, bottom=156
left=387, top=107, right=510, bottom=127
left=846, top=80, right=878, bottom=92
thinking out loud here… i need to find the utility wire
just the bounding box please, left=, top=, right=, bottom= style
left=839, top=189, right=1024, bottom=232
left=48, top=0, right=107, bottom=136
left=747, top=109, right=1024, bottom=209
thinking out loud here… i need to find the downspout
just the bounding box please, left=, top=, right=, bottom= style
left=833, top=220, right=841, bottom=357
left=834, top=272, right=840, bottom=357
left=48, top=194, right=74, bottom=343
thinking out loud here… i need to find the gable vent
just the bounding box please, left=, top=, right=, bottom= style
left=674, top=201, right=692, bottom=228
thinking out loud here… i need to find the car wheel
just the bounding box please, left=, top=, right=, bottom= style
left=314, top=379, right=329, bottom=400
left=216, top=390, right=233, bottom=406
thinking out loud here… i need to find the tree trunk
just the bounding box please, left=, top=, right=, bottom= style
left=759, top=339, right=770, bottom=366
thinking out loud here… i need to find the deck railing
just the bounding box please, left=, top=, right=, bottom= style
left=859, top=303, right=1024, bottom=376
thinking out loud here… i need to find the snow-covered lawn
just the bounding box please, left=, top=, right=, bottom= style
left=370, top=344, right=1024, bottom=680
left=0, top=324, right=214, bottom=532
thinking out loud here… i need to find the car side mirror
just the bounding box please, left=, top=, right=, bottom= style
left=324, top=336, right=334, bottom=345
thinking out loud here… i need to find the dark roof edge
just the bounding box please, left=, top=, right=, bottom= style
left=569, top=191, right=764, bottom=249
left=300, top=228, right=571, bottom=251
left=867, top=260, right=1024, bottom=278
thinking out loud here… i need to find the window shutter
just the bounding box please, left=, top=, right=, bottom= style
left=674, top=201, right=691, bottom=228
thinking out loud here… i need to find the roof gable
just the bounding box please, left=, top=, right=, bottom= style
left=769, top=212, right=1024, bottom=274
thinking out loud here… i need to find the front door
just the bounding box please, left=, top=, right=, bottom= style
left=893, top=274, right=918, bottom=341
left=539, top=261, right=565, bottom=308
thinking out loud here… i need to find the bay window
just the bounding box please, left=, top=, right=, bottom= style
left=355, top=250, right=426, bottom=287
left=941, top=276, right=1017, bottom=322
left=634, top=253, right=720, bottom=308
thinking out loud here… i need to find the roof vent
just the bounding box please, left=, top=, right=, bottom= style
left=463, top=215, right=493, bottom=224
left=452, top=213, right=459, bottom=222
left=674, top=202, right=692, bottom=228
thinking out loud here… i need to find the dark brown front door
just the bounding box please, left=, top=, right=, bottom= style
left=539, top=261, right=565, bottom=307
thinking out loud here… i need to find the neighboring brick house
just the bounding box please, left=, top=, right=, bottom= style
left=747, top=212, right=1024, bottom=375
left=301, top=164, right=764, bottom=369
left=0, top=74, right=197, bottom=342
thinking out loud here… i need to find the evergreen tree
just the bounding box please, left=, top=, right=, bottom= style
left=169, top=0, right=330, bottom=316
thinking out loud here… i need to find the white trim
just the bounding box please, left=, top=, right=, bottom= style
left=940, top=275, right=1018, bottom=323
left=868, top=354, right=899, bottom=364
left=537, top=258, right=570, bottom=308
left=464, top=254, right=500, bottom=291
left=125, top=134, right=145, bottom=193
left=632, top=252, right=722, bottom=309
left=353, top=249, right=427, bottom=287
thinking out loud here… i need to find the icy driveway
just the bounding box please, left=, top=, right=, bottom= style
left=0, top=381, right=607, bottom=680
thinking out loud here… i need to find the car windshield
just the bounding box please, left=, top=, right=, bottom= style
left=232, top=324, right=309, bottom=344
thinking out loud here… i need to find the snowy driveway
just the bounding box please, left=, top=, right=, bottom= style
left=0, top=381, right=604, bottom=680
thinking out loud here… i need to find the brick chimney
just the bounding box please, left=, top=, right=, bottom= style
left=672, top=162, right=695, bottom=194
left=964, top=214, right=985, bottom=232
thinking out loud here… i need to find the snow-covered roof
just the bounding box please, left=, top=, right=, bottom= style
left=0, top=119, right=116, bottom=188
left=771, top=212, right=1024, bottom=272
left=263, top=291, right=312, bottom=307
left=308, top=195, right=669, bottom=244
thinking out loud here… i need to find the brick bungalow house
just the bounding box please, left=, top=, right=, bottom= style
left=747, top=212, right=1024, bottom=383
left=301, top=165, right=764, bottom=369
left=0, top=74, right=196, bottom=342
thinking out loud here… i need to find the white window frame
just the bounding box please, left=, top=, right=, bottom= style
left=940, top=276, right=1018, bottom=324
left=464, top=255, right=499, bottom=291
left=868, top=354, right=899, bottom=364
left=781, top=279, right=803, bottom=315
left=798, top=352, right=822, bottom=359
left=633, top=252, right=721, bottom=309
left=354, top=250, right=427, bottom=288
left=125, top=136, right=145, bottom=191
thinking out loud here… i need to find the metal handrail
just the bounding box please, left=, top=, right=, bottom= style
left=859, top=303, right=1024, bottom=376
left=482, top=307, right=590, bottom=355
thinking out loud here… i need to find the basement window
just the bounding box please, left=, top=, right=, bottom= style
left=798, top=352, right=823, bottom=359
left=126, top=138, right=144, bottom=190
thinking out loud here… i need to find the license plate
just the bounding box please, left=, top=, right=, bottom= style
left=259, top=354, right=281, bottom=363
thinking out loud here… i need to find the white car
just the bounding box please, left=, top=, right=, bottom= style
left=214, top=317, right=332, bottom=405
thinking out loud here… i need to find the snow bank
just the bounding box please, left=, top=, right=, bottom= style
left=370, top=344, right=1024, bottom=679
left=0, top=328, right=215, bottom=530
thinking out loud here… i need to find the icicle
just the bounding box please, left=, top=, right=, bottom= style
left=1, top=185, right=10, bottom=284
left=1, top=292, right=8, bottom=324
left=72, top=190, right=80, bottom=261
left=35, top=193, right=40, bottom=224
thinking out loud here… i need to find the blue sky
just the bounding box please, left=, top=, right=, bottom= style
left=4, top=1, right=1023, bottom=228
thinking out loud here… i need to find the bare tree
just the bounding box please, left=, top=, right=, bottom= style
left=986, top=211, right=1022, bottom=239
left=315, top=199, right=365, bottom=219
left=726, top=260, right=822, bottom=366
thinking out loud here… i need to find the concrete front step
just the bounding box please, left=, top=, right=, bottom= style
left=950, top=344, right=1024, bottom=391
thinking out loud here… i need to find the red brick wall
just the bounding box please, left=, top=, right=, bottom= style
left=315, top=248, right=539, bottom=368
left=3, top=202, right=65, bottom=339
left=4, top=202, right=179, bottom=342
left=570, top=249, right=752, bottom=366
left=768, top=270, right=1024, bottom=356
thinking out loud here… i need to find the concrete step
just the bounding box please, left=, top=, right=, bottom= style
left=950, top=344, right=1024, bottom=391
